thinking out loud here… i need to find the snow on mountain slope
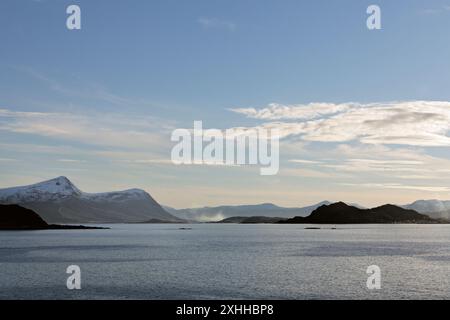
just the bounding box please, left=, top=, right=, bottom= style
left=0, top=177, right=182, bottom=223
left=0, top=176, right=82, bottom=203
left=402, top=199, right=450, bottom=219
left=0, top=176, right=150, bottom=202
left=81, top=188, right=152, bottom=201
left=403, top=199, right=450, bottom=212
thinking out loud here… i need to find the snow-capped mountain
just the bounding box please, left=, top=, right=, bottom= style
left=0, top=176, right=182, bottom=224
left=0, top=176, right=82, bottom=203
left=402, top=199, right=450, bottom=219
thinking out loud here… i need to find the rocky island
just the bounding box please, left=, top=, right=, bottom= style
left=280, top=202, right=446, bottom=224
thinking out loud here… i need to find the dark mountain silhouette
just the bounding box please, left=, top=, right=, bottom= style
left=0, top=204, right=106, bottom=230
left=281, top=202, right=444, bottom=224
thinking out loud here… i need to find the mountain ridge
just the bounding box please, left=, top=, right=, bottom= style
left=0, top=177, right=182, bottom=224
left=401, top=199, right=450, bottom=220
left=281, top=202, right=444, bottom=224
left=164, top=201, right=332, bottom=222
left=0, top=176, right=152, bottom=203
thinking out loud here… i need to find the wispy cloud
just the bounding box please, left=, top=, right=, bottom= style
left=342, top=183, right=450, bottom=193
left=12, top=66, right=161, bottom=110
left=286, top=142, right=450, bottom=182
left=280, top=168, right=333, bottom=178
left=57, top=159, right=87, bottom=163
left=0, top=108, right=170, bottom=149
left=288, top=159, right=323, bottom=165
left=231, top=102, right=353, bottom=120
left=421, top=5, right=450, bottom=15
left=229, top=101, right=450, bottom=147
left=197, top=17, right=236, bottom=31
left=117, top=158, right=240, bottom=167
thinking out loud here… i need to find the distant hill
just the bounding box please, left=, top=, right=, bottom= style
left=281, top=202, right=443, bottom=224
left=164, top=201, right=332, bottom=222
left=0, top=176, right=182, bottom=224
left=0, top=204, right=105, bottom=230
left=402, top=199, right=450, bottom=220
left=217, top=216, right=287, bottom=224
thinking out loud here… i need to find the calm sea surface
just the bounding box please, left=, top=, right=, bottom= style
left=0, top=224, right=449, bottom=299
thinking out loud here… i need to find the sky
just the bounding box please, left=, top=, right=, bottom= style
left=1, top=0, right=450, bottom=208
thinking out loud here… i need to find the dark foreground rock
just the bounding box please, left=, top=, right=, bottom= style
left=0, top=204, right=107, bottom=230
left=217, top=216, right=288, bottom=223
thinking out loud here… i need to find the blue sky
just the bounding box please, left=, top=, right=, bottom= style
left=1, top=0, right=450, bottom=208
